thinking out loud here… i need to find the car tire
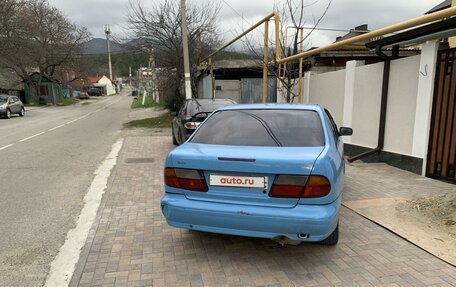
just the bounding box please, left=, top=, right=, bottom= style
left=320, top=223, right=339, bottom=246
left=19, top=107, right=25, bottom=117
left=172, top=126, right=178, bottom=145
left=5, top=109, right=11, bottom=119
left=178, top=130, right=185, bottom=145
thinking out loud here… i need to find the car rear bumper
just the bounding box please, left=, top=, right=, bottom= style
left=161, top=193, right=341, bottom=242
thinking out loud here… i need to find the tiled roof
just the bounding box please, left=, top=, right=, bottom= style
left=88, top=76, right=102, bottom=84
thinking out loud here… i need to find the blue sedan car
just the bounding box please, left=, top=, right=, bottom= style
left=161, top=104, right=352, bottom=245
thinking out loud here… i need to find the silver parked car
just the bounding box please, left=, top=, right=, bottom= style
left=0, top=95, right=25, bottom=119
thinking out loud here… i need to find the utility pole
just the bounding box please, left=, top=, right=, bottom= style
left=129, top=66, right=132, bottom=88
left=180, top=0, right=192, bottom=99
left=138, top=68, right=141, bottom=96
left=105, top=24, right=113, bottom=80
left=149, top=52, right=156, bottom=102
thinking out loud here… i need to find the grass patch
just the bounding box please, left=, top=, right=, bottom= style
left=131, top=95, right=164, bottom=109
left=58, top=98, right=80, bottom=106
left=125, top=113, right=172, bottom=128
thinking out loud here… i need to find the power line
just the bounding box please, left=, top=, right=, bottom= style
left=220, top=0, right=253, bottom=26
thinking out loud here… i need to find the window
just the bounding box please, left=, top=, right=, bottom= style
left=191, top=109, right=324, bottom=147
left=189, top=100, right=234, bottom=116
left=324, top=109, right=339, bottom=143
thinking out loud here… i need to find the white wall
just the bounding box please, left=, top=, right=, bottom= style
left=98, top=76, right=116, bottom=95
left=215, top=80, right=240, bottom=103
left=384, top=55, right=420, bottom=155
left=413, top=41, right=440, bottom=167
left=307, top=70, right=346, bottom=125
left=351, top=62, right=384, bottom=148
left=302, top=49, right=436, bottom=168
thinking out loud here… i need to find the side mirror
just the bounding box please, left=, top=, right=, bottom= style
left=170, top=111, right=177, bottom=116
left=339, top=127, right=353, bottom=136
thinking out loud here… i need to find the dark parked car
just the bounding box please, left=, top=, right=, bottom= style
left=171, top=98, right=236, bottom=145
left=0, top=95, right=25, bottom=119
left=79, top=91, right=90, bottom=99
left=87, top=88, right=102, bottom=97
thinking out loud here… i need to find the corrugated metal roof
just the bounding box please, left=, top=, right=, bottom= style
left=212, top=59, right=263, bottom=69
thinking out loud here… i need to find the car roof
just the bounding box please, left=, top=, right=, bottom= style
left=216, top=103, right=323, bottom=112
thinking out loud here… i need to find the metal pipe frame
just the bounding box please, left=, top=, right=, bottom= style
left=201, top=11, right=280, bottom=63
left=200, top=6, right=456, bottom=104
left=201, top=11, right=280, bottom=103
left=277, top=6, right=456, bottom=64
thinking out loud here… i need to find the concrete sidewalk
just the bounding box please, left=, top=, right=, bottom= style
left=69, top=132, right=456, bottom=287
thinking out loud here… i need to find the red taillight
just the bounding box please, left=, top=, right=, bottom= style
left=302, top=176, right=331, bottom=198
left=184, top=122, right=198, bottom=130
left=269, top=175, right=307, bottom=197
left=164, top=168, right=207, bottom=192
left=269, top=175, right=330, bottom=198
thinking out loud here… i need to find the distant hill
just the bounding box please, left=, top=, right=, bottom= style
left=82, top=38, right=125, bottom=55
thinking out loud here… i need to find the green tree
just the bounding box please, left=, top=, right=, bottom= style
left=127, top=0, right=221, bottom=108
left=0, top=0, right=91, bottom=104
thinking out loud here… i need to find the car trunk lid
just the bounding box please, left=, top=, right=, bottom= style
left=169, top=143, right=324, bottom=207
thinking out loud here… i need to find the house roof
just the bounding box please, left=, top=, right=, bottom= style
left=27, top=72, right=60, bottom=83
left=366, top=16, right=456, bottom=49
left=334, top=24, right=370, bottom=45
left=211, top=59, right=263, bottom=70
left=314, top=48, right=420, bottom=59
left=0, top=69, right=23, bottom=90
left=87, top=76, right=102, bottom=84
left=426, top=0, right=450, bottom=14
left=304, top=24, right=420, bottom=60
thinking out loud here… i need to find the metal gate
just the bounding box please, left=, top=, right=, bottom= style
left=427, top=48, right=456, bottom=182
left=240, top=78, right=277, bottom=103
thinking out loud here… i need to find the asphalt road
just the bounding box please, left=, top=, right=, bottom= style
left=0, top=91, right=132, bottom=287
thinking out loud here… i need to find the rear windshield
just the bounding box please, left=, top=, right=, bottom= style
left=190, top=109, right=325, bottom=147
left=189, top=100, right=233, bottom=116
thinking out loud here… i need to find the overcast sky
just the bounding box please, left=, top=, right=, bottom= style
left=48, top=0, right=445, bottom=48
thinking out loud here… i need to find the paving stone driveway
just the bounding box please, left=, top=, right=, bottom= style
left=70, top=134, right=456, bottom=287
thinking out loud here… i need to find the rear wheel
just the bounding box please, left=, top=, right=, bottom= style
left=320, top=223, right=339, bottom=246
left=177, top=129, right=183, bottom=145
left=19, top=107, right=25, bottom=117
